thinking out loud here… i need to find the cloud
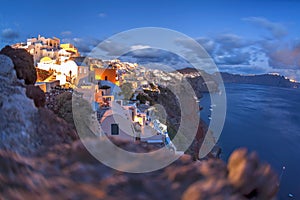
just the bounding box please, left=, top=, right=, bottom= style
left=130, top=45, right=151, bottom=51
left=243, top=17, right=287, bottom=39
left=97, top=40, right=130, bottom=56
left=121, top=48, right=191, bottom=70
left=59, top=19, right=296, bottom=80
left=212, top=34, right=254, bottom=65
left=61, top=31, right=72, bottom=36
left=62, top=37, right=101, bottom=54
left=98, top=13, right=107, bottom=18
left=196, top=37, right=216, bottom=54
left=214, top=34, right=253, bottom=50
left=1, top=28, right=19, bottom=40
left=174, top=37, right=211, bottom=58
left=126, top=48, right=167, bottom=59
left=209, top=30, right=300, bottom=79
left=261, top=39, right=300, bottom=69
left=174, top=34, right=254, bottom=66
left=215, top=50, right=251, bottom=65
left=218, top=64, right=271, bottom=75
left=169, top=17, right=298, bottom=79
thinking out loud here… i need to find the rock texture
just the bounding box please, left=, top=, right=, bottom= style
left=44, top=88, right=81, bottom=130
left=0, top=54, right=76, bottom=155
left=25, top=85, right=46, bottom=107
left=0, top=55, right=38, bottom=154
left=227, top=148, right=278, bottom=199
left=0, top=46, right=45, bottom=108
left=150, top=86, right=209, bottom=160
left=176, top=67, right=219, bottom=95
left=0, top=54, right=14, bottom=74
left=0, top=140, right=279, bottom=200
left=0, top=46, right=37, bottom=85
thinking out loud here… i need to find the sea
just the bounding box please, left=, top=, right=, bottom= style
left=200, top=83, right=300, bottom=199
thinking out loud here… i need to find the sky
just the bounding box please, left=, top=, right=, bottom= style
left=1, top=0, right=300, bottom=80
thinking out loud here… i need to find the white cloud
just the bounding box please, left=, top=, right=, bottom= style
left=130, top=45, right=151, bottom=51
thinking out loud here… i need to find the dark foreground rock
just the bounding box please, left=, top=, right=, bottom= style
left=0, top=54, right=76, bottom=155
left=0, top=46, right=46, bottom=109
left=0, top=46, right=37, bottom=85
left=25, top=85, right=46, bottom=107
left=0, top=139, right=278, bottom=200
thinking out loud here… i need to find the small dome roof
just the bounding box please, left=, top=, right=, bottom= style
left=40, top=56, right=52, bottom=63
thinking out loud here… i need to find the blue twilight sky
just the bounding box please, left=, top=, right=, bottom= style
left=1, top=0, right=300, bottom=80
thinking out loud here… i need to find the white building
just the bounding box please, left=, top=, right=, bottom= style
left=37, top=59, right=79, bottom=85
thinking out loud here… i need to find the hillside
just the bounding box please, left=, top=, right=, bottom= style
left=176, top=67, right=219, bottom=95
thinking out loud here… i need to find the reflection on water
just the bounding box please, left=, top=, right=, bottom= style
left=200, top=83, right=300, bottom=199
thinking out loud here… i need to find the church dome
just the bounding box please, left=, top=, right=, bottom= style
left=40, top=56, right=52, bottom=64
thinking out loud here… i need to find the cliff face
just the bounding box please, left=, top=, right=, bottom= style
left=149, top=85, right=207, bottom=160
left=0, top=54, right=77, bottom=155
left=217, top=72, right=299, bottom=88
left=0, top=53, right=279, bottom=199
left=176, top=67, right=219, bottom=95
left=1, top=46, right=45, bottom=107
left=0, top=54, right=38, bottom=154
left=0, top=46, right=37, bottom=85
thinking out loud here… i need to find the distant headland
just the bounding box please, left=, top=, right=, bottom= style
left=216, top=72, right=299, bottom=88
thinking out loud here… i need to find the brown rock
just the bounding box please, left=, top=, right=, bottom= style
left=199, top=158, right=228, bottom=179
left=0, top=45, right=37, bottom=85
left=25, top=85, right=45, bottom=107
left=182, top=179, right=244, bottom=200
left=0, top=140, right=279, bottom=200
left=36, top=108, right=79, bottom=143
left=227, top=148, right=279, bottom=199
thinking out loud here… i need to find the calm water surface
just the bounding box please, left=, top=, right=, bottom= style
left=200, top=84, right=300, bottom=199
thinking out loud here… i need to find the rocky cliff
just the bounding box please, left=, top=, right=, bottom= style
left=176, top=67, right=219, bottom=95
left=0, top=52, right=77, bottom=155
left=0, top=51, right=279, bottom=199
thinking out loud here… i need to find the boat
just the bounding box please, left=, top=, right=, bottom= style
left=210, top=104, right=216, bottom=108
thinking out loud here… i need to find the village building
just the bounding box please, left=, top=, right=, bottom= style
left=12, top=35, right=79, bottom=65
left=94, top=68, right=119, bottom=85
